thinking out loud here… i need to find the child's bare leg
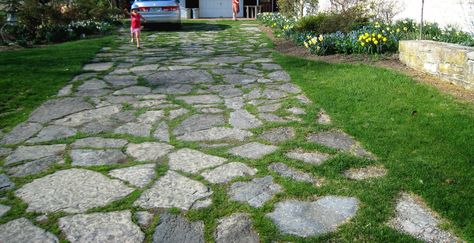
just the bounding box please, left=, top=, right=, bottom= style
left=136, top=32, right=141, bottom=48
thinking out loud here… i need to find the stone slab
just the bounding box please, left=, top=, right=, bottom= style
left=177, top=127, right=253, bottom=142
left=228, top=142, right=278, bottom=159
left=71, top=137, right=128, bottom=149
left=173, top=114, right=225, bottom=136
left=0, top=218, right=58, bottom=243
left=70, top=149, right=127, bottom=166
left=109, top=164, right=156, bottom=188
left=268, top=162, right=316, bottom=183
left=5, top=144, right=66, bottom=165
left=259, top=127, right=295, bottom=144
left=228, top=176, right=282, bottom=208
left=126, top=142, right=174, bottom=162
left=229, top=110, right=262, bottom=129
left=0, top=122, right=42, bottom=145
left=201, top=162, right=257, bottom=184
left=29, top=97, right=93, bottom=123
left=285, top=150, right=330, bottom=165
left=153, top=212, right=204, bottom=243
left=215, top=213, right=259, bottom=243
left=168, top=148, right=227, bottom=174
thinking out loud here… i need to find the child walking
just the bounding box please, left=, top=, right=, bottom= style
left=125, top=8, right=146, bottom=49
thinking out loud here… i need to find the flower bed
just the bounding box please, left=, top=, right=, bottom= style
left=258, top=12, right=474, bottom=56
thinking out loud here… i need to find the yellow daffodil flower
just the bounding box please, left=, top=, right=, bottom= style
left=373, top=40, right=379, bottom=45
left=383, top=37, right=388, bottom=42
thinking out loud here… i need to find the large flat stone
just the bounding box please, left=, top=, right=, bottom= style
left=77, top=79, right=109, bottom=91
left=215, top=213, right=259, bottom=243
left=104, top=75, right=138, bottom=87
left=83, top=62, right=113, bottom=71
left=146, top=69, right=214, bottom=85
left=388, top=193, right=460, bottom=242
left=109, top=164, right=155, bottom=188
left=177, top=127, right=253, bottom=142
left=173, top=114, right=225, bottom=136
left=27, top=125, right=77, bottom=143
left=71, top=137, right=128, bottom=149
left=267, top=70, right=291, bottom=81
left=0, top=204, right=10, bottom=217
left=70, top=149, right=127, bottom=166
left=153, top=121, right=170, bottom=142
left=29, top=97, right=93, bottom=123
left=53, top=105, right=121, bottom=127
left=7, top=156, right=63, bottom=177
left=168, top=148, right=227, bottom=174
left=153, top=212, right=204, bottom=243
left=114, top=122, right=152, bottom=137
left=259, top=127, right=295, bottom=144
left=113, top=86, right=152, bottom=95
left=134, top=171, right=212, bottom=210
left=59, top=211, right=144, bottom=243
left=15, top=169, right=133, bottom=213
left=126, top=142, right=174, bottom=162
left=201, top=162, right=257, bottom=184
left=268, top=162, right=317, bottom=184
left=224, top=74, right=258, bottom=84
left=343, top=165, right=387, bottom=180
left=137, top=110, right=166, bottom=124
left=229, top=110, right=262, bottom=129
left=0, top=122, right=42, bottom=145
left=285, top=150, right=330, bottom=165
left=228, top=176, right=282, bottom=208
left=153, top=84, right=193, bottom=95
left=5, top=144, right=66, bottom=165
left=176, top=95, right=222, bottom=104
left=0, top=174, right=15, bottom=191
left=267, top=197, right=359, bottom=237
left=228, top=142, right=278, bottom=159
left=307, top=131, right=374, bottom=159
left=0, top=218, right=58, bottom=243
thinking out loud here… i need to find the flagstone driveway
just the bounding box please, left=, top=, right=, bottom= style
left=0, top=22, right=461, bottom=242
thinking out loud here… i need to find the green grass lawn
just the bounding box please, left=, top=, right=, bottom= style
left=273, top=53, right=474, bottom=241
left=0, top=36, right=114, bottom=130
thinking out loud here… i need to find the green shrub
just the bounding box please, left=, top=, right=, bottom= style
left=295, top=10, right=369, bottom=34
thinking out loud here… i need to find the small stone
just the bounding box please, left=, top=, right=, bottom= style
left=53, top=105, right=121, bottom=127
left=257, top=103, right=282, bottom=113
left=77, top=79, right=109, bottom=91
left=307, top=131, right=374, bottom=159
left=0, top=122, right=43, bottom=145
left=228, top=176, right=282, bottom=208
left=15, top=169, right=133, bottom=213
left=191, top=198, right=213, bottom=209
left=173, top=114, right=225, bottom=136
left=135, top=211, right=154, bottom=227
left=267, top=197, right=359, bottom=237
left=153, top=122, right=170, bottom=142
left=79, top=119, right=118, bottom=135
left=277, top=83, right=301, bottom=94
left=137, top=110, right=166, bottom=124
left=7, top=156, right=62, bottom=177
left=104, top=75, right=138, bottom=87
left=388, top=193, right=460, bottom=243
left=215, top=213, right=259, bottom=243
left=224, top=74, right=257, bottom=84
left=154, top=84, right=193, bottom=95
left=262, top=89, right=287, bottom=99
left=268, top=163, right=317, bottom=183
left=201, top=162, right=257, bottom=184
left=287, top=107, right=306, bottom=115
left=224, top=97, right=245, bottom=110
left=295, top=94, right=312, bottom=104
left=114, top=86, right=151, bottom=95
left=176, top=95, right=222, bottom=104
left=72, top=137, right=128, bottom=149
left=29, top=97, right=93, bottom=123
left=70, top=149, right=127, bottom=166
left=258, top=113, right=287, bottom=122
left=27, top=125, right=77, bottom=143
left=177, top=127, right=253, bottom=142
left=0, top=204, right=11, bottom=217
left=317, top=109, right=332, bottom=125
left=134, top=171, right=212, bottom=210
left=168, top=148, right=227, bottom=174
left=229, top=142, right=278, bottom=159
left=57, top=84, right=73, bottom=96
left=0, top=147, right=12, bottom=157
left=259, top=127, right=295, bottom=144
left=285, top=150, right=330, bottom=165
left=153, top=212, right=204, bottom=243
left=109, top=164, right=155, bottom=188
left=146, top=69, right=213, bottom=85
left=126, top=142, right=174, bottom=162
left=0, top=174, right=14, bottom=191
left=0, top=218, right=58, bottom=243
left=229, top=110, right=262, bottom=129
left=167, top=108, right=190, bottom=120
left=83, top=62, right=113, bottom=71
left=267, top=71, right=291, bottom=81
left=115, top=122, right=152, bottom=137
left=36, top=215, right=48, bottom=222
left=5, top=144, right=66, bottom=165
left=59, top=211, right=144, bottom=243
left=131, top=100, right=168, bottom=109
left=343, top=165, right=387, bottom=180
left=130, top=64, right=159, bottom=73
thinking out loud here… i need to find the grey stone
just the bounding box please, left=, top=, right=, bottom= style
left=288, top=107, right=306, bottom=115
left=135, top=211, right=154, bottom=227
left=343, top=165, right=387, bottom=180
left=176, top=95, right=222, bottom=104
left=261, top=63, right=282, bottom=70
left=0, top=122, right=42, bottom=145
left=228, top=176, right=282, bottom=208
left=208, top=56, right=250, bottom=64
left=57, top=84, right=73, bottom=97
left=153, top=122, right=170, bottom=142
left=5, top=144, right=66, bottom=165
left=268, top=163, right=317, bottom=183
left=109, top=164, right=155, bottom=188
left=229, top=142, right=278, bottom=159
left=0, top=204, right=11, bottom=217
left=267, top=197, right=359, bottom=237
left=317, top=109, right=332, bottom=125
left=215, top=213, right=259, bottom=243
left=126, top=142, right=174, bottom=162
left=218, top=87, right=244, bottom=98
left=7, top=156, right=62, bottom=177
left=153, top=212, right=204, bottom=243
left=29, top=97, right=93, bottom=123
left=77, top=79, right=109, bottom=91
left=104, top=75, right=138, bottom=87
left=27, top=125, right=77, bottom=143
left=173, top=114, right=225, bottom=136
left=388, top=193, right=460, bottom=243
left=71, top=137, right=128, bottom=149
left=0, top=174, right=14, bottom=191
left=258, top=113, right=287, bottom=122
left=36, top=215, right=48, bottom=222
left=79, top=119, right=118, bottom=135
left=112, top=110, right=137, bottom=122
left=257, top=103, right=282, bottom=112
left=229, top=110, right=262, bottom=129
left=167, top=108, right=190, bottom=120
left=59, top=211, right=144, bottom=243
left=225, top=97, right=245, bottom=110
left=262, top=89, right=288, bottom=99
left=153, top=84, right=193, bottom=95
left=268, top=70, right=291, bottom=81
left=252, top=58, right=273, bottom=63
left=114, top=122, right=152, bottom=137
left=307, top=131, right=374, bottom=158
left=259, top=127, right=295, bottom=144
left=211, top=68, right=240, bottom=75
left=191, top=198, right=213, bottom=209
left=146, top=69, right=213, bottom=85
left=71, top=73, right=97, bottom=82
left=53, top=105, right=121, bottom=127
left=177, top=127, right=253, bottom=142
left=0, top=218, right=58, bottom=243
left=83, top=62, right=113, bottom=71
left=243, top=89, right=262, bottom=99
left=200, top=107, right=224, bottom=113
left=168, top=148, right=227, bottom=174
left=15, top=169, right=133, bottom=213
left=277, top=83, right=301, bottom=94
left=131, top=100, right=168, bottom=109
left=0, top=147, right=12, bottom=157
left=130, top=64, right=159, bottom=73
left=295, top=94, right=312, bottom=104
left=201, top=162, right=257, bottom=184
left=134, top=171, right=212, bottom=210
left=114, top=86, right=151, bottom=95
left=70, top=149, right=127, bottom=166
left=285, top=150, right=330, bottom=165
left=137, top=110, right=166, bottom=124
left=224, top=74, right=257, bottom=84
left=139, top=94, right=167, bottom=100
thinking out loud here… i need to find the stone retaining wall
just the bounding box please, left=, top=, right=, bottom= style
left=399, top=40, right=474, bottom=89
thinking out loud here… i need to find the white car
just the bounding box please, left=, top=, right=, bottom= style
left=131, top=0, right=181, bottom=28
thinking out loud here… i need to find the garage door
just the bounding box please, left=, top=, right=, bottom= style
left=199, top=0, right=243, bottom=18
